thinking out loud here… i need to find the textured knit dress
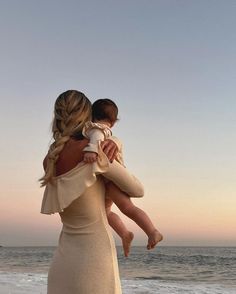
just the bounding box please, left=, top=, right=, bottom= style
left=41, top=143, right=144, bottom=294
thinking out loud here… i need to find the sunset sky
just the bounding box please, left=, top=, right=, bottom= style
left=0, top=0, right=235, bottom=247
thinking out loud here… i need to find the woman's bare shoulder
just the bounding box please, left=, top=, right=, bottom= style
left=42, top=138, right=89, bottom=172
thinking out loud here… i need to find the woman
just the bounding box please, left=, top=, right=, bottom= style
left=40, top=90, right=144, bottom=294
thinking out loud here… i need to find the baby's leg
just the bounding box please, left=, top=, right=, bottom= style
left=105, top=196, right=134, bottom=257
left=106, top=182, right=163, bottom=250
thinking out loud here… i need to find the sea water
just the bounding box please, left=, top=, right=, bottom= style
left=0, top=246, right=235, bottom=293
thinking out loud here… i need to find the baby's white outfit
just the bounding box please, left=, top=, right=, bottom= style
left=82, top=121, right=124, bottom=166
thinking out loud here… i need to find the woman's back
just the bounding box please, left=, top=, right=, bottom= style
left=44, top=138, right=89, bottom=176
left=44, top=139, right=122, bottom=293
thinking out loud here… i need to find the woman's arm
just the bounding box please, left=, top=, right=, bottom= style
left=102, top=160, right=144, bottom=198
left=94, top=136, right=143, bottom=198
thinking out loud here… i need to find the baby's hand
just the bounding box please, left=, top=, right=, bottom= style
left=83, top=152, right=98, bottom=163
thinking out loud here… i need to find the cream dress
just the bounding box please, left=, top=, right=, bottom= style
left=41, top=143, right=144, bottom=294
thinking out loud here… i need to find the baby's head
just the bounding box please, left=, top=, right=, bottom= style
left=92, top=99, right=118, bottom=127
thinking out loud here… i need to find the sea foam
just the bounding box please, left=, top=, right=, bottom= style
left=0, top=272, right=235, bottom=294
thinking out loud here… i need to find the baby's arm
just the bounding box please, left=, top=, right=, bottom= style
left=83, top=128, right=105, bottom=163
left=83, top=152, right=98, bottom=163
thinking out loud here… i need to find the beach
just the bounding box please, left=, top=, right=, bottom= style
left=1, top=246, right=235, bottom=293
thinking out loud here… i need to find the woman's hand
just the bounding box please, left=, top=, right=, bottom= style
left=101, top=139, right=118, bottom=162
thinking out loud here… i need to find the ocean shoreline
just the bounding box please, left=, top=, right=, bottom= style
left=1, top=246, right=235, bottom=293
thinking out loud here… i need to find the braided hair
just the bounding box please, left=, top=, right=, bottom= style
left=40, top=90, right=91, bottom=186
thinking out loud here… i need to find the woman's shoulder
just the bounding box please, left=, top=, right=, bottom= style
left=43, top=138, right=88, bottom=175
left=41, top=145, right=111, bottom=215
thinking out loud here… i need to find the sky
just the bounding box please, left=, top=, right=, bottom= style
left=0, top=0, right=235, bottom=247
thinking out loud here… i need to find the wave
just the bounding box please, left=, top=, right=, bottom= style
left=1, top=272, right=236, bottom=294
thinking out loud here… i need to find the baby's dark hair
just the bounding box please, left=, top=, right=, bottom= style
left=92, top=99, right=118, bottom=124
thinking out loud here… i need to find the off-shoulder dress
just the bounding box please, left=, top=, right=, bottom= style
left=41, top=142, right=144, bottom=294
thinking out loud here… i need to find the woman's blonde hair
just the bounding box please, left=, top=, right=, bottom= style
left=40, top=90, right=91, bottom=186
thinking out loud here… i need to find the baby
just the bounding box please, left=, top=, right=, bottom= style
left=82, top=99, right=163, bottom=256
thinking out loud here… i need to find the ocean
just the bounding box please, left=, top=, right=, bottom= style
left=0, top=246, right=235, bottom=293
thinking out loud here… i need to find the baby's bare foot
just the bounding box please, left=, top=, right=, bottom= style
left=147, top=230, right=163, bottom=250
left=122, top=231, right=134, bottom=257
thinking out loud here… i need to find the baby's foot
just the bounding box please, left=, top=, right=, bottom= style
left=147, top=230, right=163, bottom=250
left=122, top=231, right=134, bottom=257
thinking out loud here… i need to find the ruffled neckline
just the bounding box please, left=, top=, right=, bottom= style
left=41, top=144, right=110, bottom=215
